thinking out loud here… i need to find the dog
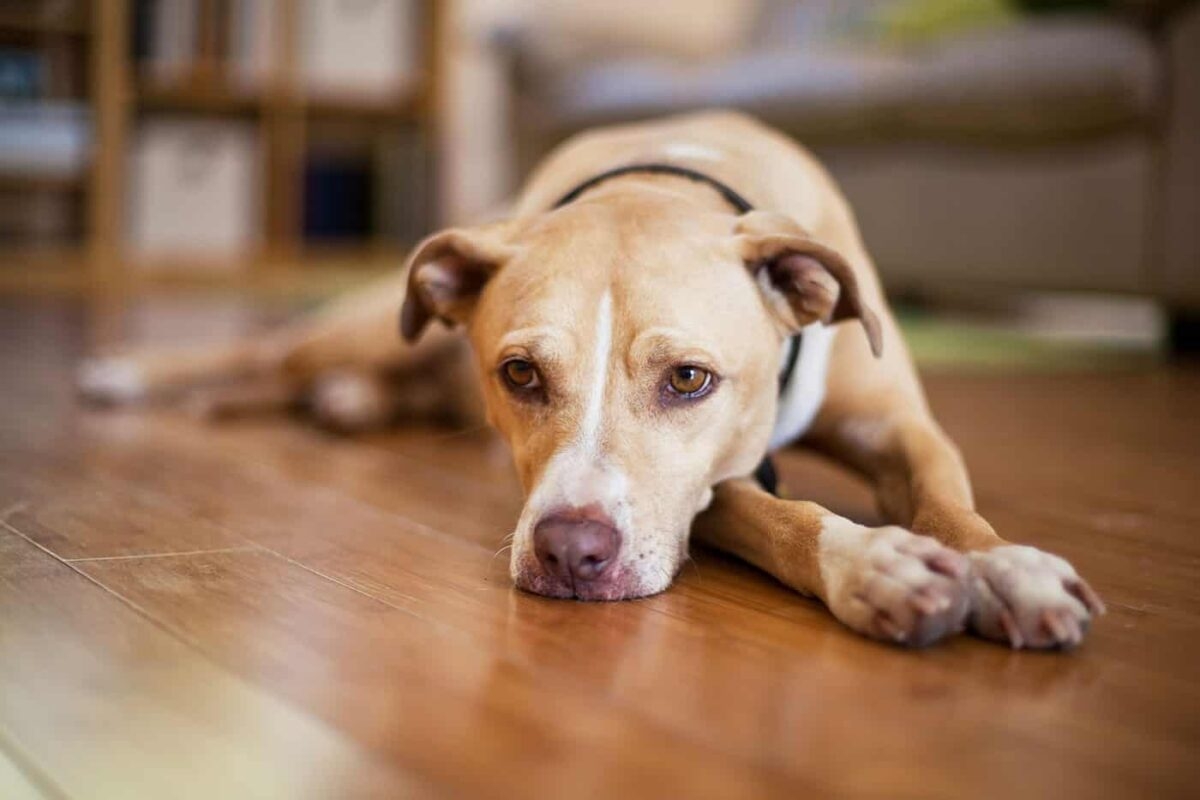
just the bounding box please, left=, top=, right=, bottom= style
left=79, top=111, right=1104, bottom=648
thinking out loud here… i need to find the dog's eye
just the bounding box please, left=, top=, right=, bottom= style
left=501, top=358, right=541, bottom=391
left=667, top=365, right=712, bottom=398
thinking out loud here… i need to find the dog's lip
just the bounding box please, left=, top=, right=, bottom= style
left=513, top=559, right=647, bottom=601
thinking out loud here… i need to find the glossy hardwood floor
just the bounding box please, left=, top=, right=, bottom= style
left=1, top=299, right=1198, bottom=799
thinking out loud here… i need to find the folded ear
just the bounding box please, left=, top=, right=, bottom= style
left=735, top=210, right=883, bottom=358
left=399, top=222, right=517, bottom=343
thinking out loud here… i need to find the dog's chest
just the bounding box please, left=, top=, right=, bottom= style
left=768, top=322, right=835, bottom=450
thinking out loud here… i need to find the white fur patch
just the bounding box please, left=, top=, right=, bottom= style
left=579, top=290, right=613, bottom=455
left=816, top=515, right=873, bottom=591
left=769, top=321, right=835, bottom=449
left=662, top=142, right=723, bottom=162
left=77, top=357, right=146, bottom=403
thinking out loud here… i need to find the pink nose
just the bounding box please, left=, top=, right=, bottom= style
left=533, top=510, right=621, bottom=584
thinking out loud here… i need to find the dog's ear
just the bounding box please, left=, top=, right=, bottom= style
left=400, top=222, right=517, bottom=343
left=735, top=210, right=883, bottom=358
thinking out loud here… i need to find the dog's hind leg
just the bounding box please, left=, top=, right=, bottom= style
left=693, top=478, right=971, bottom=647
left=184, top=373, right=302, bottom=420
left=76, top=272, right=447, bottom=407
left=78, top=334, right=290, bottom=405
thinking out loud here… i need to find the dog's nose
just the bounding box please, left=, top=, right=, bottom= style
left=533, top=511, right=620, bottom=584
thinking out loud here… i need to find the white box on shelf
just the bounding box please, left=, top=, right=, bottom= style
left=300, top=0, right=419, bottom=101
left=127, top=119, right=260, bottom=269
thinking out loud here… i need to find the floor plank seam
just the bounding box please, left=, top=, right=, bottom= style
left=242, top=542, right=464, bottom=629
left=64, top=545, right=262, bottom=563
left=0, top=722, right=73, bottom=800
left=0, top=519, right=212, bottom=654
left=0, top=500, right=29, bottom=524
left=158, top=422, right=504, bottom=556
left=0, top=520, right=418, bottom=789
left=12, top=418, right=501, bottom=565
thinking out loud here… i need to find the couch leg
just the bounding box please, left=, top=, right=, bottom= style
left=1168, top=309, right=1200, bottom=360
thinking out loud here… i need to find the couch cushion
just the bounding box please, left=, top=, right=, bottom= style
left=536, top=16, right=1160, bottom=142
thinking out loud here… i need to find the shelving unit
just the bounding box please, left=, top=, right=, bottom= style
left=0, top=0, right=444, bottom=296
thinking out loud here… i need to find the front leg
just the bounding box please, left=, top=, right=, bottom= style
left=694, top=479, right=970, bottom=647
left=808, top=407, right=1106, bottom=649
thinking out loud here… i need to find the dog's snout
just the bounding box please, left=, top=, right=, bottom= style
left=533, top=510, right=621, bottom=584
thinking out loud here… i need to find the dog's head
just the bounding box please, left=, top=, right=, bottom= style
left=401, top=193, right=880, bottom=600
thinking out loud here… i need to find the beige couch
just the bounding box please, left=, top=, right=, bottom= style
left=478, top=0, right=1199, bottom=316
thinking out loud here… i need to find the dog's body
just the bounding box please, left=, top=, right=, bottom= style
left=81, top=111, right=1102, bottom=648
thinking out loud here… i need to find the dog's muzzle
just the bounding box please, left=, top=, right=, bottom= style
left=516, top=505, right=637, bottom=600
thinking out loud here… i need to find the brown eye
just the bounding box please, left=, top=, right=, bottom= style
left=502, top=359, right=541, bottom=390
left=668, top=365, right=711, bottom=397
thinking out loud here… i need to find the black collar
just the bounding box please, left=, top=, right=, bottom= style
left=552, top=162, right=756, bottom=214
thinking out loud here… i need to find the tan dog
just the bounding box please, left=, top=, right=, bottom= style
left=80, top=111, right=1104, bottom=648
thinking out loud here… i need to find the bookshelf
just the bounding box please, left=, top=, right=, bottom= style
left=0, top=0, right=445, bottom=295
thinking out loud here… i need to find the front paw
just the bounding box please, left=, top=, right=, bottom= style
left=968, top=545, right=1106, bottom=650
left=822, top=525, right=971, bottom=647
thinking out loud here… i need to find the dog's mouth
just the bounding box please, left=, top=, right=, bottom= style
left=512, top=553, right=663, bottom=602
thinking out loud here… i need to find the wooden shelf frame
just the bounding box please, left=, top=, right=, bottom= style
left=1, top=0, right=444, bottom=295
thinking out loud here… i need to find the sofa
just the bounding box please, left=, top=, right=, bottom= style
left=460, top=0, right=1199, bottom=322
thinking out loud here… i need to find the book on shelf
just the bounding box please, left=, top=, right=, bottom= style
left=0, top=189, right=79, bottom=248
left=0, top=48, right=45, bottom=102
left=227, top=0, right=278, bottom=93
left=0, top=103, right=90, bottom=179
left=374, top=126, right=432, bottom=246
left=139, top=0, right=201, bottom=85
left=301, top=127, right=432, bottom=249
left=133, top=0, right=422, bottom=100
left=303, top=148, right=375, bottom=243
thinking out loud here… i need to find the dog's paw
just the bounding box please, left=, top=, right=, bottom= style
left=968, top=545, right=1105, bottom=650
left=77, top=357, right=146, bottom=404
left=311, top=371, right=392, bottom=433
left=822, top=524, right=971, bottom=647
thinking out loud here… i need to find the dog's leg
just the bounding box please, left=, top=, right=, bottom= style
left=77, top=272, right=463, bottom=412
left=78, top=336, right=287, bottom=405
left=805, top=402, right=1105, bottom=649
left=694, top=478, right=970, bottom=647
left=186, top=374, right=300, bottom=419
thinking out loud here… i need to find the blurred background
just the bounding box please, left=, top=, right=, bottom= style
left=1, top=0, right=1197, bottom=364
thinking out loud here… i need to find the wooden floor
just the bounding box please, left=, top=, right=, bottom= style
left=1, top=299, right=1198, bottom=799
